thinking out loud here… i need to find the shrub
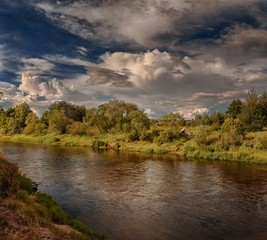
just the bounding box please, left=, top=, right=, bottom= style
left=255, top=136, right=267, bottom=150
left=217, top=129, right=243, bottom=150
left=128, top=130, right=140, bottom=141
left=92, top=140, right=107, bottom=148
left=140, top=129, right=160, bottom=142
left=67, top=122, right=88, bottom=135
left=191, top=125, right=215, bottom=146
left=153, top=130, right=178, bottom=145
left=113, top=142, right=121, bottom=149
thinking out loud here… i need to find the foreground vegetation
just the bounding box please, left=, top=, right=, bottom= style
left=0, top=89, right=267, bottom=163
left=0, top=152, right=107, bottom=240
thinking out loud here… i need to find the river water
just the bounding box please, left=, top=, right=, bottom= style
left=1, top=142, right=267, bottom=240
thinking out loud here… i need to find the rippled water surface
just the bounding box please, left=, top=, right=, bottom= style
left=1, top=142, right=267, bottom=240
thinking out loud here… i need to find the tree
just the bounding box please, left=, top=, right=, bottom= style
left=14, top=102, right=32, bottom=131
left=23, top=112, right=46, bottom=135
left=259, top=91, right=267, bottom=126
left=48, top=110, right=70, bottom=134
left=4, top=103, right=32, bottom=133
left=226, top=98, right=242, bottom=119
left=238, top=90, right=265, bottom=132
left=67, top=121, right=87, bottom=135
left=84, top=100, right=144, bottom=134
left=127, top=110, right=150, bottom=140
left=209, top=112, right=225, bottom=127
left=158, top=113, right=186, bottom=127
left=219, top=118, right=244, bottom=150
left=48, top=101, right=86, bottom=122
left=84, top=107, right=111, bottom=134
left=0, top=108, right=8, bottom=134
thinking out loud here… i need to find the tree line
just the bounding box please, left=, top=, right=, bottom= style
left=0, top=90, right=266, bottom=143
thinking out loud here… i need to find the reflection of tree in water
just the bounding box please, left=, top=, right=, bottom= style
left=216, top=161, right=267, bottom=239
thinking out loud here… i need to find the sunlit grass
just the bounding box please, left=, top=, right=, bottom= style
left=1, top=128, right=267, bottom=163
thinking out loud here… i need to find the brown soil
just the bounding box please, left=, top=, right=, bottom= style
left=0, top=206, right=73, bottom=240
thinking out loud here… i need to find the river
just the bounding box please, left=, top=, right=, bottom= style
left=1, top=142, right=267, bottom=240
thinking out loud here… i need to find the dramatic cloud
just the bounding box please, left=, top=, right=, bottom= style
left=20, top=58, right=55, bottom=75
left=82, top=49, right=250, bottom=116
left=0, top=45, right=6, bottom=71
left=223, top=28, right=267, bottom=58
left=34, top=0, right=188, bottom=46
left=34, top=0, right=265, bottom=49
left=0, top=0, right=267, bottom=118
left=18, top=73, right=65, bottom=100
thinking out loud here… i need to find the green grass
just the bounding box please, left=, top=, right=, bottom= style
left=1, top=129, right=267, bottom=164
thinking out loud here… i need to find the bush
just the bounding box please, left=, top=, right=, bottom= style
left=193, top=126, right=213, bottom=146
left=153, top=130, right=178, bottom=145
left=217, top=129, right=243, bottom=150
left=128, top=130, right=140, bottom=141
left=67, top=122, right=88, bottom=135
left=113, top=142, right=121, bottom=149
left=140, top=129, right=160, bottom=142
left=92, top=140, right=107, bottom=148
left=255, top=136, right=267, bottom=150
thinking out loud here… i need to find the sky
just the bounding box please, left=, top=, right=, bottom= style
left=0, top=0, right=267, bottom=119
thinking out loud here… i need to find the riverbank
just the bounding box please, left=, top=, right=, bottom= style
left=0, top=130, right=267, bottom=164
left=0, top=151, right=107, bottom=240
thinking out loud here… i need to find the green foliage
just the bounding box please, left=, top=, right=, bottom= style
left=255, top=136, right=267, bottom=150
left=84, top=100, right=149, bottom=136
left=126, top=110, right=150, bottom=139
left=67, top=121, right=87, bottom=135
left=16, top=190, right=30, bottom=202
left=154, top=129, right=179, bottom=145
left=92, top=140, right=107, bottom=148
left=23, top=112, right=47, bottom=135
left=193, top=125, right=214, bottom=146
left=14, top=102, right=32, bottom=131
left=221, top=117, right=244, bottom=135
left=140, top=129, right=160, bottom=142
left=48, top=109, right=70, bottom=134
left=259, top=91, right=267, bottom=126
left=0, top=108, right=8, bottom=134
left=191, top=114, right=212, bottom=126
left=36, top=193, right=68, bottom=224
left=238, top=89, right=265, bottom=132
left=17, top=175, right=34, bottom=194
left=217, top=118, right=244, bottom=150
left=48, top=101, right=86, bottom=122
left=158, top=112, right=185, bottom=127
left=226, top=98, right=242, bottom=118
left=69, top=219, right=107, bottom=240
left=209, top=112, right=225, bottom=127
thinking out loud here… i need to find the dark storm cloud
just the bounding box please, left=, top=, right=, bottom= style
left=88, top=67, right=134, bottom=87
left=223, top=29, right=267, bottom=58
left=1, top=0, right=267, bottom=117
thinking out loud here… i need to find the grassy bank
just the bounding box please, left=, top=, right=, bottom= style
left=0, top=129, right=267, bottom=164
left=0, top=151, right=107, bottom=240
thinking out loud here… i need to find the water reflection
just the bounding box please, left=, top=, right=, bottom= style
left=1, top=142, right=267, bottom=240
